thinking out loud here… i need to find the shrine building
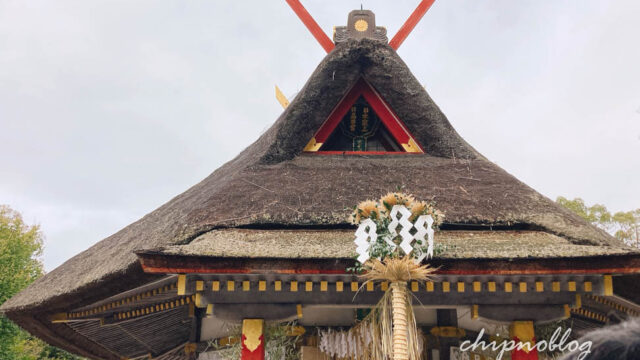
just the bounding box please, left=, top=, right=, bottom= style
left=3, top=4, right=640, bottom=360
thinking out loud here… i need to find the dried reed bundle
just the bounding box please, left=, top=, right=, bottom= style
left=349, top=192, right=444, bottom=227
left=346, top=290, right=393, bottom=360
left=361, top=256, right=437, bottom=283
left=321, top=286, right=425, bottom=360
left=355, top=256, right=435, bottom=360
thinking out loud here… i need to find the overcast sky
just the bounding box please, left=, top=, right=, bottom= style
left=1, top=1, right=639, bottom=271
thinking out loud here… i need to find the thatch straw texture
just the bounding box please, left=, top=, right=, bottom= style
left=144, top=229, right=638, bottom=260
left=357, top=257, right=434, bottom=360
left=361, top=257, right=438, bottom=283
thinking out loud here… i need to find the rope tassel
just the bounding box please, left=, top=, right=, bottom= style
left=392, top=282, right=409, bottom=360
left=358, top=256, right=434, bottom=360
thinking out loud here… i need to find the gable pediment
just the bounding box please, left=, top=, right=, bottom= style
left=303, top=78, right=422, bottom=154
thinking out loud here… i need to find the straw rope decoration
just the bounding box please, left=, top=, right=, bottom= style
left=349, top=193, right=443, bottom=360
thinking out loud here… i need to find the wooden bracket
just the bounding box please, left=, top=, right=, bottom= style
left=184, top=343, right=197, bottom=355
left=177, top=274, right=187, bottom=295
left=50, top=312, right=69, bottom=324
left=430, top=326, right=466, bottom=338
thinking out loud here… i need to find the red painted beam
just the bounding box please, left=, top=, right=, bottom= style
left=389, top=0, right=436, bottom=50
left=313, top=151, right=419, bottom=155
left=141, top=263, right=640, bottom=276
left=140, top=263, right=349, bottom=275
left=137, top=253, right=640, bottom=276
left=285, top=0, right=335, bottom=53
left=437, top=267, right=640, bottom=276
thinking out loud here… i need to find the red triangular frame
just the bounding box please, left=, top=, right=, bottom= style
left=303, top=78, right=424, bottom=154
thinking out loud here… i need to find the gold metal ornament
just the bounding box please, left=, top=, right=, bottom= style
left=242, top=319, right=264, bottom=352
left=354, top=19, right=368, bottom=32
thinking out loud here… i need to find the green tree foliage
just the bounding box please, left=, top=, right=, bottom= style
left=0, top=205, right=84, bottom=360
left=613, top=209, right=640, bottom=248
left=556, top=197, right=640, bottom=248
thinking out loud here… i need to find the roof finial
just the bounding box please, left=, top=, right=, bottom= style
left=361, top=4, right=363, bottom=10
left=333, top=9, right=388, bottom=43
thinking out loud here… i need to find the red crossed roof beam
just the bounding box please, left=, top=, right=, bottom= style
left=389, top=0, right=436, bottom=50
left=285, top=0, right=435, bottom=53
left=285, top=0, right=335, bottom=53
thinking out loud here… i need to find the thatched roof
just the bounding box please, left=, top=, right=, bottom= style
left=1, top=38, right=634, bottom=359
left=141, top=229, right=639, bottom=260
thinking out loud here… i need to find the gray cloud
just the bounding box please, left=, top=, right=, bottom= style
left=1, top=0, right=639, bottom=270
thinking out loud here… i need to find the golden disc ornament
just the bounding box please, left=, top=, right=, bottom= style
left=354, top=19, right=368, bottom=32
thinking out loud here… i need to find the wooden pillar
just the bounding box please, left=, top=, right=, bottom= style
left=184, top=304, right=203, bottom=359
left=510, top=321, right=539, bottom=360
left=241, top=319, right=265, bottom=360
left=436, top=309, right=459, bottom=360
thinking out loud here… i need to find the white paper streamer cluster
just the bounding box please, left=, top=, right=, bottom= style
left=318, top=325, right=423, bottom=360
left=354, top=204, right=435, bottom=263
left=318, top=326, right=373, bottom=359
left=354, top=219, right=377, bottom=264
